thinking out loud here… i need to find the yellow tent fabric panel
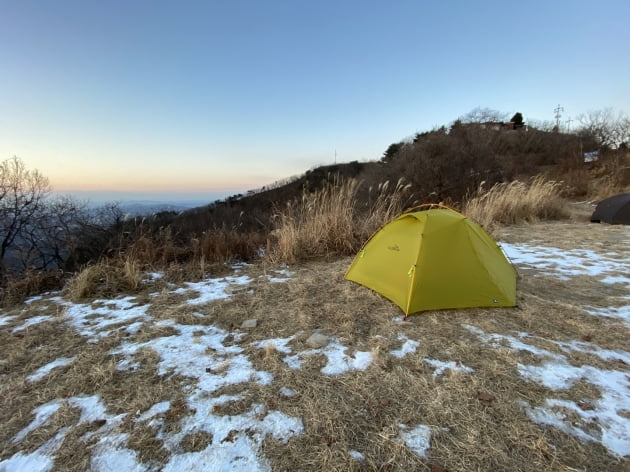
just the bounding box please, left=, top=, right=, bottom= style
left=345, top=208, right=516, bottom=315
left=345, top=215, right=423, bottom=312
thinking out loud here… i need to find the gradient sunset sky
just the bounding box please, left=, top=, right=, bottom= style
left=1, top=1, right=629, bottom=201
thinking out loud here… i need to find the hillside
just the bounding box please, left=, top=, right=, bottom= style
left=0, top=217, right=628, bottom=471
left=2, top=119, right=629, bottom=311
left=133, top=123, right=624, bottom=240
left=171, top=160, right=370, bottom=234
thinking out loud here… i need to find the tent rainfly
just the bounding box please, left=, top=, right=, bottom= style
left=590, top=193, right=630, bottom=225
left=345, top=208, right=517, bottom=315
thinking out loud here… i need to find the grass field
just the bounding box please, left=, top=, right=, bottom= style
left=0, top=212, right=629, bottom=471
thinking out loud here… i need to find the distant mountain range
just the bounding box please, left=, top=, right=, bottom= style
left=116, top=200, right=213, bottom=217
left=53, top=191, right=236, bottom=217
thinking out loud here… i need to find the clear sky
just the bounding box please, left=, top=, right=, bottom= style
left=1, top=0, right=629, bottom=201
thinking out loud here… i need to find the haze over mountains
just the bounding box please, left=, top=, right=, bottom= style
left=55, top=189, right=241, bottom=215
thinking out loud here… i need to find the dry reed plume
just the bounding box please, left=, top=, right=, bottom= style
left=464, top=175, right=568, bottom=229
left=266, top=177, right=411, bottom=264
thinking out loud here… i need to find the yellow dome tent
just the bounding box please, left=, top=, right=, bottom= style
left=345, top=207, right=516, bottom=315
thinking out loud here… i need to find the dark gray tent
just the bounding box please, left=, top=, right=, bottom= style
left=590, top=193, right=630, bottom=224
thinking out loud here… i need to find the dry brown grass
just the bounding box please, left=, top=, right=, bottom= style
left=587, top=153, right=630, bottom=199
left=464, top=175, right=568, bottom=229
left=61, top=226, right=265, bottom=302
left=1, top=220, right=628, bottom=471
left=558, top=152, right=630, bottom=200
left=64, top=261, right=143, bottom=302
left=266, top=177, right=411, bottom=264
left=0, top=270, right=64, bottom=307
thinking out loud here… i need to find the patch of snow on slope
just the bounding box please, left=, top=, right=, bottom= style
left=282, top=338, right=373, bottom=375
left=398, top=424, right=434, bottom=458
left=5, top=395, right=141, bottom=472
left=315, top=339, right=373, bottom=376
left=12, top=400, right=63, bottom=443
left=112, top=320, right=272, bottom=393
left=266, top=268, right=294, bottom=283
left=462, top=324, right=564, bottom=361
left=390, top=334, right=420, bottom=358
left=424, top=359, right=474, bottom=376
left=61, top=296, right=151, bottom=341
left=252, top=335, right=297, bottom=354
left=348, top=450, right=365, bottom=460
left=173, top=275, right=252, bottom=306
left=27, top=357, right=76, bottom=382
left=466, top=324, right=630, bottom=457
left=501, top=243, right=628, bottom=282
left=253, top=335, right=373, bottom=375
left=0, top=315, right=16, bottom=327
left=11, top=315, right=54, bottom=333
left=153, top=394, right=304, bottom=472
left=584, top=305, right=630, bottom=326
left=0, top=428, right=69, bottom=472
left=136, top=401, right=171, bottom=423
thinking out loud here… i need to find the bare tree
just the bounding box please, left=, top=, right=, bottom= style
left=0, top=156, right=51, bottom=272
left=577, top=108, right=630, bottom=149
left=16, top=195, right=90, bottom=272
left=459, top=107, right=509, bottom=124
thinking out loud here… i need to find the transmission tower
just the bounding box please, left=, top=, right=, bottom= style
left=554, top=104, right=564, bottom=129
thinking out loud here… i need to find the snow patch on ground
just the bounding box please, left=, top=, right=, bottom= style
left=424, top=359, right=474, bottom=377
left=398, top=424, right=434, bottom=458
left=155, top=394, right=304, bottom=472
left=136, top=400, right=170, bottom=423
left=348, top=450, right=365, bottom=461
left=253, top=335, right=373, bottom=376
left=173, top=275, right=252, bottom=306
left=12, top=400, right=63, bottom=443
left=278, top=387, right=297, bottom=398
left=3, top=395, right=137, bottom=472
left=11, top=315, right=54, bottom=333
left=601, top=275, right=630, bottom=284
left=251, top=335, right=297, bottom=354
left=61, top=296, right=151, bottom=341
left=501, top=243, right=629, bottom=283
left=466, top=324, right=630, bottom=457
left=266, top=268, right=294, bottom=283
left=316, top=339, right=373, bottom=375
left=1, top=428, right=68, bottom=472
left=112, top=320, right=272, bottom=393
left=0, top=315, right=16, bottom=327
left=463, top=324, right=565, bottom=361
left=584, top=305, right=630, bottom=326
left=390, top=334, right=420, bottom=358
left=287, top=338, right=373, bottom=376
left=27, top=357, right=76, bottom=382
